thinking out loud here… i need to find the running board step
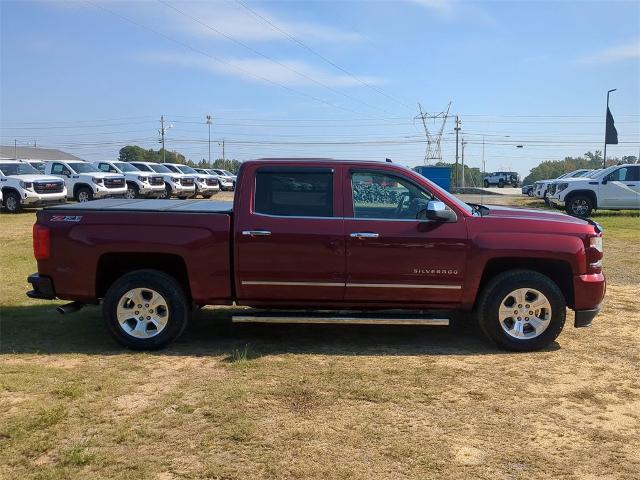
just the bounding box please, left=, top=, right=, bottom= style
left=232, top=312, right=449, bottom=326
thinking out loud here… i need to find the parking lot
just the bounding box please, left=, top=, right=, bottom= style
left=1, top=195, right=638, bottom=479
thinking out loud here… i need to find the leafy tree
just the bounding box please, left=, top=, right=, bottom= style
left=118, top=145, right=186, bottom=164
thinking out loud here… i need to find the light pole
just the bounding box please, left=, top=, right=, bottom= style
left=158, top=115, right=172, bottom=163
left=218, top=139, right=225, bottom=160
left=603, top=88, right=616, bottom=169
left=206, top=115, right=213, bottom=165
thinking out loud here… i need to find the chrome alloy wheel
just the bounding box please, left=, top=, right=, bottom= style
left=125, top=187, right=136, bottom=199
left=77, top=190, right=90, bottom=202
left=498, top=288, right=552, bottom=340
left=116, top=288, right=169, bottom=339
left=570, top=198, right=589, bottom=216
left=5, top=195, right=18, bottom=212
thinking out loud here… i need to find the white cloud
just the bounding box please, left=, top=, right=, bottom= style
left=160, top=1, right=365, bottom=44
left=576, top=40, right=640, bottom=65
left=138, top=52, right=385, bottom=87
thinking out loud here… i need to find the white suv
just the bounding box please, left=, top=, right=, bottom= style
left=548, top=164, right=640, bottom=217
left=163, top=163, right=219, bottom=198
left=0, top=160, right=67, bottom=213
left=533, top=169, right=593, bottom=202
left=206, top=169, right=236, bottom=191
left=45, top=160, right=127, bottom=202
left=94, top=161, right=166, bottom=199
left=128, top=161, right=196, bottom=199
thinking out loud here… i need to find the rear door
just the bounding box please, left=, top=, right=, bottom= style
left=235, top=165, right=346, bottom=302
left=344, top=168, right=467, bottom=306
left=599, top=166, right=640, bottom=208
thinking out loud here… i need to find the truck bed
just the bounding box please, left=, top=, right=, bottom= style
left=45, top=198, right=233, bottom=213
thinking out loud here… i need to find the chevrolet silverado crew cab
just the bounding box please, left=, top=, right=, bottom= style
left=94, top=161, right=166, bottom=199
left=0, top=160, right=66, bottom=212
left=44, top=160, right=127, bottom=202
left=163, top=163, right=219, bottom=198
left=27, top=158, right=606, bottom=352
left=128, top=161, right=195, bottom=199
left=548, top=164, right=640, bottom=217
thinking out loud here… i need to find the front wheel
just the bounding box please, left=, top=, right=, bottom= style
left=159, top=184, right=172, bottom=199
left=3, top=191, right=22, bottom=213
left=103, top=270, right=190, bottom=350
left=527, top=189, right=534, bottom=197
left=498, top=180, right=505, bottom=188
left=75, top=187, right=93, bottom=203
left=483, top=180, right=489, bottom=188
left=476, top=270, right=566, bottom=351
left=565, top=194, right=593, bottom=217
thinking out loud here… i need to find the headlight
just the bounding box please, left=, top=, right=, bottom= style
left=19, top=181, right=34, bottom=190
left=138, top=176, right=147, bottom=182
left=557, top=182, right=569, bottom=193
left=172, top=177, right=180, bottom=182
left=92, top=177, right=103, bottom=184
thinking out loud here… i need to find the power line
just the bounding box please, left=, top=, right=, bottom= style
left=233, top=0, right=413, bottom=110
left=82, top=0, right=372, bottom=118
left=157, top=0, right=391, bottom=118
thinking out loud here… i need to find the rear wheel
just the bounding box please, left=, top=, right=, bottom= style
left=476, top=270, right=566, bottom=351
left=3, top=191, right=22, bottom=213
left=103, top=270, right=190, bottom=350
left=527, top=189, right=534, bottom=197
left=498, top=180, right=505, bottom=188
left=565, top=194, right=593, bottom=217
left=484, top=180, right=489, bottom=188
left=75, top=187, right=93, bottom=203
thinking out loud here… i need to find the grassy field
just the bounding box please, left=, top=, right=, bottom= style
left=1, top=198, right=639, bottom=479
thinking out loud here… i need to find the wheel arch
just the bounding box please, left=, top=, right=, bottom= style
left=73, top=183, right=94, bottom=197
left=565, top=189, right=598, bottom=209
left=477, top=258, right=575, bottom=309
left=96, top=252, right=191, bottom=300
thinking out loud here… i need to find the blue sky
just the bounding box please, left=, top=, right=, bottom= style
left=1, top=0, right=639, bottom=178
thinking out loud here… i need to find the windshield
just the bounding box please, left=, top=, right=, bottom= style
left=177, top=165, right=197, bottom=174
left=164, top=165, right=181, bottom=173
left=222, top=170, right=234, bottom=176
left=150, top=164, right=171, bottom=174
left=115, top=162, right=140, bottom=172
left=29, top=162, right=45, bottom=173
left=574, top=170, right=591, bottom=177
left=586, top=169, right=603, bottom=178
left=68, top=162, right=100, bottom=174
left=422, top=176, right=475, bottom=215
left=0, top=162, right=40, bottom=176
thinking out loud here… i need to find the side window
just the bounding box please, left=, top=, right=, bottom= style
left=254, top=169, right=333, bottom=217
left=98, top=163, right=110, bottom=172
left=351, top=171, right=435, bottom=220
left=607, top=167, right=638, bottom=182
left=51, top=163, right=66, bottom=175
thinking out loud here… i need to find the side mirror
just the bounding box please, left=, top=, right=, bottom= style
left=417, top=200, right=457, bottom=222
left=601, top=177, right=608, bottom=185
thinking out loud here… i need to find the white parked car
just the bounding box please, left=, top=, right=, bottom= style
left=207, top=168, right=236, bottom=191
left=45, top=160, right=127, bottom=202
left=128, top=161, right=196, bottom=199
left=94, top=161, right=166, bottom=199
left=163, top=163, right=219, bottom=198
left=533, top=169, right=593, bottom=202
left=0, top=160, right=67, bottom=212
left=548, top=164, right=640, bottom=217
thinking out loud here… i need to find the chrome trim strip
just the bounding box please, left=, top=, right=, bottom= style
left=241, top=280, right=462, bottom=290
left=232, top=316, right=449, bottom=326
left=241, top=281, right=344, bottom=287
left=347, top=283, right=462, bottom=290
left=252, top=212, right=340, bottom=220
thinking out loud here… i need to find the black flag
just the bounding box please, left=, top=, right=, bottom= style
left=606, top=107, right=618, bottom=144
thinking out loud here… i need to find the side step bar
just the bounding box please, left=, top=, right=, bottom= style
left=232, top=314, right=449, bottom=326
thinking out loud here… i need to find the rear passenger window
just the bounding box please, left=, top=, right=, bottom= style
left=254, top=170, right=333, bottom=217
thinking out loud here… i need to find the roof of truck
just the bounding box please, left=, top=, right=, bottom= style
left=44, top=198, right=233, bottom=213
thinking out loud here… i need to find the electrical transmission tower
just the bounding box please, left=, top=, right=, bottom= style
left=415, top=102, right=451, bottom=165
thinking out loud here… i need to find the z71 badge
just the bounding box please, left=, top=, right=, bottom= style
left=50, top=215, right=83, bottom=222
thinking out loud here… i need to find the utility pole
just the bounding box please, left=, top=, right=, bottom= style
left=219, top=139, right=225, bottom=160
left=603, top=89, right=616, bottom=169
left=461, top=138, right=466, bottom=188
left=454, top=116, right=461, bottom=187
left=159, top=115, right=166, bottom=163
left=14, top=139, right=17, bottom=159
left=206, top=115, right=213, bottom=165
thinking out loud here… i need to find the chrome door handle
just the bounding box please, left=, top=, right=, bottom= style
left=242, top=230, right=271, bottom=237
left=350, top=232, right=379, bottom=239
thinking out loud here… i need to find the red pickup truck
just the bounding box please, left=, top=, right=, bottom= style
left=27, top=158, right=606, bottom=351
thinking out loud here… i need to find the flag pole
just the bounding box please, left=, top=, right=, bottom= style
left=603, top=88, right=616, bottom=169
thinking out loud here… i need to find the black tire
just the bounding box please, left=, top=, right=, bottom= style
left=3, top=190, right=22, bottom=213
left=527, top=189, right=534, bottom=197
left=125, top=183, right=140, bottom=199
left=565, top=194, right=594, bottom=218
left=159, top=183, right=172, bottom=199
left=103, top=270, right=191, bottom=350
left=476, top=269, right=566, bottom=351
left=483, top=180, right=489, bottom=188
left=202, top=193, right=213, bottom=199
left=498, top=180, right=505, bottom=188
left=75, top=186, right=93, bottom=203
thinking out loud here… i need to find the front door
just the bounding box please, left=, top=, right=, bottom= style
left=599, top=166, right=640, bottom=208
left=344, top=169, right=467, bottom=306
left=236, top=166, right=346, bottom=303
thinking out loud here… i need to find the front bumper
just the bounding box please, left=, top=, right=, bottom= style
left=572, top=273, right=606, bottom=327
left=95, top=186, right=127, bottom=198
left=139, top=184, right=166, bottom=197
left=26, top=273, right=56, bottom=300
left=22, top=193, right=67, bottom=206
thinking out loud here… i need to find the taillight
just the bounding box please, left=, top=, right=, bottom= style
left=586, top=235, right=603, bottom=274
left=33, top=224, right=50, bottom=260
